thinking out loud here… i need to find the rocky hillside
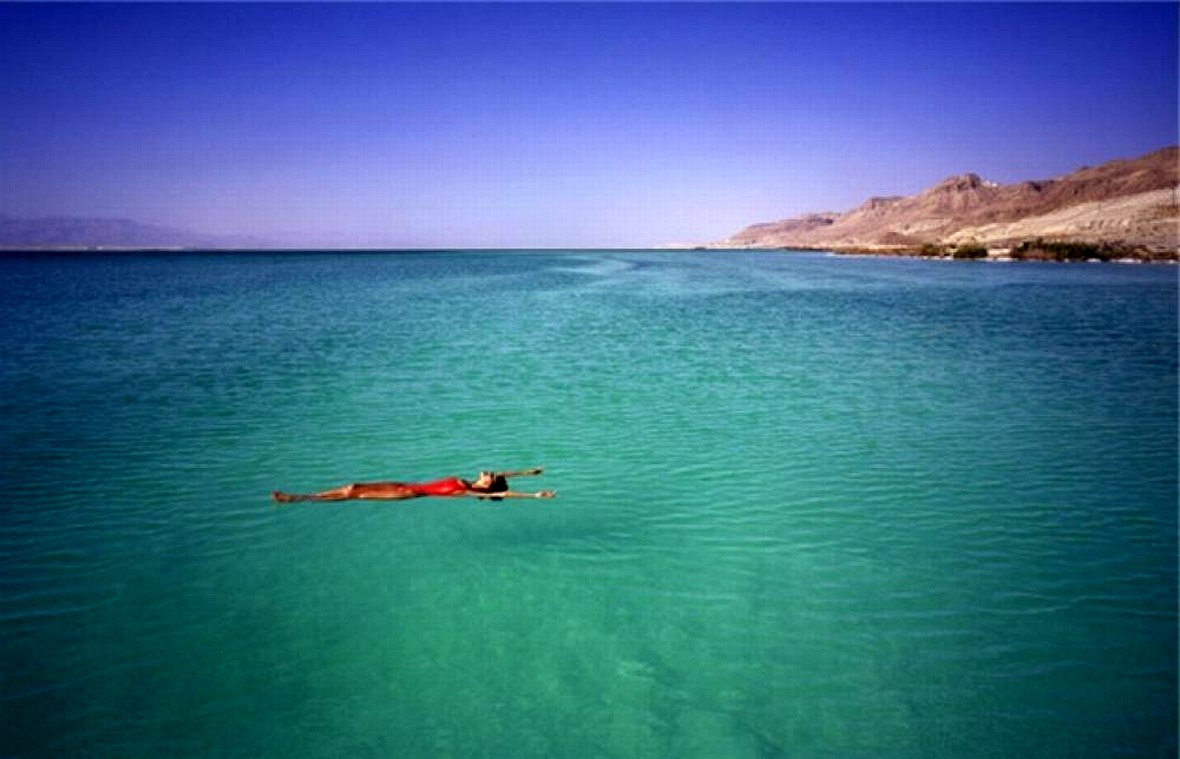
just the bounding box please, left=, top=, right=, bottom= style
left=719, top=147, right=1178, bottom=256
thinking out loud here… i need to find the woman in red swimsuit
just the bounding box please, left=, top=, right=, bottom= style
left=272, top=467, right=555, bottom=503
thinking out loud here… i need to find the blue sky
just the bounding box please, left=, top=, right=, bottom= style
left=1, top=3, right=1176, bottom=248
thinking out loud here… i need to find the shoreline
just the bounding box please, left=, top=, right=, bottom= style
left=705, top=242, right=1179, bottom=264
left=1, top=244, right=1176, bottom=264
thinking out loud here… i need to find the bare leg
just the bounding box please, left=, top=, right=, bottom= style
left=273, top=484, right=356, bottom=503
left=273, top=482, right=418, bottom=504
left=355, top=485, right=418, bottom=500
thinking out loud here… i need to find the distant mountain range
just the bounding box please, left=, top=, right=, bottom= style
left=716, top=146, right=1178, bottom=256
left=0, top=215, right=271, bottom=250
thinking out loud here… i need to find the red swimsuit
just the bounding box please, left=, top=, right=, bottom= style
left=405, top=477, right=469, bottom=497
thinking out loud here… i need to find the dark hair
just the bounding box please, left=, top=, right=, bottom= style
left=472, top=473, right=509, bottom=501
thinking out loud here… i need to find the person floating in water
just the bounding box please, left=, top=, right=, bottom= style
left=272, top=467, right=555, bottom=503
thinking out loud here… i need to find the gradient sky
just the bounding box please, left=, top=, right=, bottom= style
left=1, top=3, right=1176, bottom=248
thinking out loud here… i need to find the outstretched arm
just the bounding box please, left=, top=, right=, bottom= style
left=497, top=467, right=545, bottom=478
left=464, top=489, right=556, bottom=499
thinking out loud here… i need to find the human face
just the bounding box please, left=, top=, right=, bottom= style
left=474, top=471, right=495, bottom=489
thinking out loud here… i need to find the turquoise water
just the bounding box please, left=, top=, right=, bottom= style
left=1, top=250, right=1175, bottom=757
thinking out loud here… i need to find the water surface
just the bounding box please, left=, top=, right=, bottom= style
left=1, top=250, right=1175, bottom=757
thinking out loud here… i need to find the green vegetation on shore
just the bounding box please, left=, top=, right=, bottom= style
left=914, top=242, right=986, bottom=259
left=1009, top=239, right=1155, bottom=262
left=952, top=243, right=988, bottom=260
left=903, top=238, right=1172, bottom=262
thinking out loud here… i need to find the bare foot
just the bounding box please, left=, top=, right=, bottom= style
left=273, top=491, right=295, bottom=504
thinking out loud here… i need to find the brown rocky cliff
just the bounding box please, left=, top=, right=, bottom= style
left=720, top=146, right=1179, bottom=254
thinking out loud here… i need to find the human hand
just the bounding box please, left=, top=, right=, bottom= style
left=536, top=490, right=556, bottom=499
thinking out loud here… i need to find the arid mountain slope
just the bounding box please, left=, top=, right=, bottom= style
left=719, top=147, right=1178, bottom=253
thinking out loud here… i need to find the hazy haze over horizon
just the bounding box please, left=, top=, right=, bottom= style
left=1, top=3, right=1176, bottom=248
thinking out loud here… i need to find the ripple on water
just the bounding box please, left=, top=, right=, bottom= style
left=0, top=252, right=1175, bottom=758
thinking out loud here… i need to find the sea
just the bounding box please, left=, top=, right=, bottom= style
left=0, top=249, right=1175, bottom=758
